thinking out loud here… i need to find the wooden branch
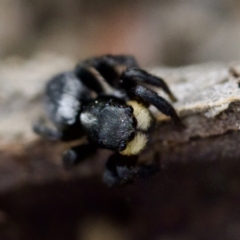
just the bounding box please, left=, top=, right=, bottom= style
left=1, top=54, right=240, bottom=240
left=1, top=54, right=240, bottom=192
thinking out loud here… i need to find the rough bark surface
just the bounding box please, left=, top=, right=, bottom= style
left=1, top=55, right=240, bottom=240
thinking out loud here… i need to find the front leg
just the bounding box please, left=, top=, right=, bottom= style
left=103, top=153, right=159, bottom=186
left=79, top=55, right=139, bottom=87
left=82, top=54, right=139, bottom=69
left=118, top=78, right=182, bottom=127
left=122, top=68, right=177, bottom=102
left=62, top=143, right=98, bottom=167
left=133, top=85, right=183, bottom=127
left=33, top=119, right=84, bottom=141
left=33, top=119, right=63, bottom=140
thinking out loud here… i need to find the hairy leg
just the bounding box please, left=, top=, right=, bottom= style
left=33, top=120, right=63, bottom=140
left=33, top=119, right=83, bottom=141
left=132, top=85, right=182, bottom=126
left=122, top=68, right=177, bottom=102
left=118, top=75, right=182, bottom=127
left=79, top=54, right=139, bottom=87
left=103, top=153, right=159, bottom=186
left=62, top=143, right=98, bottom=167
left=75, top=65, right=104, bottom=94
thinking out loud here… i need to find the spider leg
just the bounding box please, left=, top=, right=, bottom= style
left=103, top=153, right=137, bottom=186
left=75, top=65, right=104, bottom=94
left=33, top=120, right=63, bottom=140
left=62, top=143, right=98, bottom=167
left=33, top=119, right=83, bottom=141
left=83, top=54, right=139, bottom=68
left=79, top=54, right=139, bottom=87
left=103, top=153, right=158, bottom=186
left=122, top=68, right=177, bottom=102
left=121, top=81, right=182, bottom=126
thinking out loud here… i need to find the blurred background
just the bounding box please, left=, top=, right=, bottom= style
left=1, top=0, right=240, bottom=240
left=1, top=0, right=240, bottom=66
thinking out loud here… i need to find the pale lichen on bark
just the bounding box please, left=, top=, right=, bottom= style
left=150, top=62, right=240, bottom=142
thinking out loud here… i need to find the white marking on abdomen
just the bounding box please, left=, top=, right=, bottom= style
left=127, top=101, right=152, bottom=131
left=120, top=132, right=148, bottom=156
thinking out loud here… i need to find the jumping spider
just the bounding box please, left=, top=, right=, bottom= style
left=33, top=54, right=182, bottom=186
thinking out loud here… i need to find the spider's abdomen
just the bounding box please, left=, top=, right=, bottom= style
left=45, top=72, right=91, bottom=129
left=80, top=97, right=136, bottom=152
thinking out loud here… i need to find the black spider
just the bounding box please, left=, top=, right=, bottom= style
left=33, top=54, right=182, bottom=186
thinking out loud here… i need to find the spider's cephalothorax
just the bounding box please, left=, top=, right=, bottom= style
left=80, top=96, right=154, bottom=156
left=33, top=54, right=182, bottom=186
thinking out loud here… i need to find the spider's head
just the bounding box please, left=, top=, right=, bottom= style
left=80, top=97, right=153, bottom=156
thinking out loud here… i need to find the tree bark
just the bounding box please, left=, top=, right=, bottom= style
left=1, top=55, right=240, bottom=240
